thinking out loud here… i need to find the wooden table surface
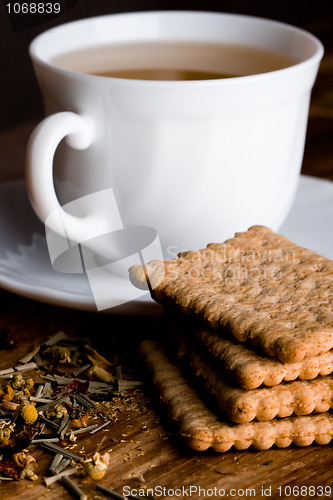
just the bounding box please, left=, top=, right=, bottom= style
left=0, top=25, right=333, bottom=500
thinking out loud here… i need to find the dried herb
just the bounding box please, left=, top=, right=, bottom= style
left=90, top=419, right=111, bottom=435
left=72, top=363, right=92, bottom=377
left=49, top=452, right=63, bottom=473
left=61, top=474, right=88, bottom=500
left=73, top=394, right=95, bottom=410
left=96, top=484, right=127, bottom=499
left=7, top=423, right=43, bottom=452
left=63, top=379, right=89, bottom=395
left=21, top=404, right=38, bottom=424
left=84, top=451, right=110, bottom=480
left=44, top=402, right=68, bottom=420
left=66, top=423, right=99, bottom=437
left=0, top=329, right=148, bottom=495
left=43, top=331, right=68, bottom=347
left=39, top=441, right=82, bottom=462
left=88, top=366, right=115, bottom=384
left=0, top=430, right=14, bottom=448
left=43, top=466, right=78, bottom=487
left=12, top=452, right=38, bottom=481
left=43, top=345, right=72, bottom=364
left=1, top=385, right=14, bottom=402
left=84, top=345, right=115, bottom=372
left=53, top=457, right=70, bottom=474
left=19, top=455, right=38, bottom=481
left=71, top=411, right=89, bottom=429
left=0, top=459, right=20, bottom=480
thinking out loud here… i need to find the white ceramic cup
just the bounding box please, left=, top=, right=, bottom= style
left=26, top=11, right=324, bottom=259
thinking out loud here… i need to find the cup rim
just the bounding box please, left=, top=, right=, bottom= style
left=29, top=10, right=324, bottom=87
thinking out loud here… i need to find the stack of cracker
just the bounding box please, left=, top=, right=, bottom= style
left=131, top=225, right=333, bottom=452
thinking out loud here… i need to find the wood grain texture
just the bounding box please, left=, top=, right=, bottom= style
left=0, top=293, right=332, bottom=499
left=0, top=13, right=332, bottom=499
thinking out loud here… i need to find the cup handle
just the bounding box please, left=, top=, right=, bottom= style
left=25, top=111, right=101, bottom=243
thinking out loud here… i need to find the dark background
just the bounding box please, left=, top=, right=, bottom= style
left=1, top=0, right=333, bottom=130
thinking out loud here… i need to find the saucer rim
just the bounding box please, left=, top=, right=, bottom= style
left=0, top=175, right=331, bottom=314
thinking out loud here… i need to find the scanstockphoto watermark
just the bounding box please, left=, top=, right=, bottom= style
left=123, top=485, right=257, bottom=497
left=44, top=188, right=164, bottom=311
left=123, top=484, right=333, bottom=498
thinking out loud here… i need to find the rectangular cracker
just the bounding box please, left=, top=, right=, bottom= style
left=131, top=226, right=333, bottom=363
left=175, top=329, right=333, bottom=423
left=139, top=340, right=333, bottom=452
left=169, top=316, right=333, bottom=390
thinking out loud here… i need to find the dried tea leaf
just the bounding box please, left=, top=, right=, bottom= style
left=71, top=411, right=89, bottom=429
left=88, top=366, right=115, bottom=384
left=62, top=379, right=89, bottom=395
left=84, top=345, right=114, bottom=372
left=43, top=346, right=71, bottom=364
left=0, top=460, right=20, bottom=480
left=7, top=424, right=43, bottom=452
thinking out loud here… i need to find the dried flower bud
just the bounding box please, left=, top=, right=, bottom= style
left=12, top=451, right=27, bottom=468
left=45, top=403, right=68, bottom=420
left=44, top=345, right=71, bottom=364
left=69, top=431, right=77, bottom=442
left=84, top=345, right=114, bottom=371
left=25, top=378, right=34, bottom=390
left=0, top=422, right=14, bottom=444
left=0, top=459, right=20, bottom=480
left=13, top=391, right=30, bottom=405
left=84, top=451, right=110, bottom=480
left=21, top=404, right=38, bottom=424
left=71, top=411, right=89, bottom=429
left=20, top=456, right=38, bottom=481
left=11, top=373, right=24, bottom=390
left=0, top=401, right=19, bottom=411
left=23, top=387, right=32, bottom=397
left=88, top=366, right=114, bottom=384
left=2, top=385, right=14, bottom=402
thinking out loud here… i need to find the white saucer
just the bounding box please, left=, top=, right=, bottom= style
left=0, top=179, right=160, bottom=314
left=0, top=176, right=332, bottom=313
